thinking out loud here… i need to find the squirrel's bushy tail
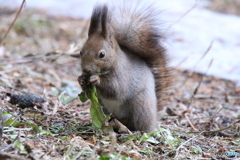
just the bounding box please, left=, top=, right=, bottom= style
left=108, top=0, right=170, bottom=110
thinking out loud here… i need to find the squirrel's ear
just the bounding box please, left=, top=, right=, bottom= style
left=88, top=6, right=102, bottom=36
left=101, top=5, right=109, bottom=39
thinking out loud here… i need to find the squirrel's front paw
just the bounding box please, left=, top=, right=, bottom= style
left=77, top=76, right=88, bottom=89
left=89, top=75, right=100, bottom=86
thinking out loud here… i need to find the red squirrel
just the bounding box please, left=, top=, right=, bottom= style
left=78, top=1, right=170, bottom=131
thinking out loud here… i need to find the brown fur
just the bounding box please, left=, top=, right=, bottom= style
left=109, top=2, right=170, bottom=110
left=79, top=3, right=170, bottom=131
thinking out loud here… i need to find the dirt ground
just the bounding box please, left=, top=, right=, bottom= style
left=208, top=0, right=240, bottom=16
left=0, top=4, right=239, bottom=160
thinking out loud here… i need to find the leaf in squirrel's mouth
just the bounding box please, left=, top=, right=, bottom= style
left=100, top=69, right=111, bottom=75
left=82, top=69, right=109, bottom=77
left=82, top=72, right=102, bottom=78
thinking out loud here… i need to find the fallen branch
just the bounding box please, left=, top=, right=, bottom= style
left=1, top=0, right=25, bottom=46
left=188, top=119, right=240, bottom=134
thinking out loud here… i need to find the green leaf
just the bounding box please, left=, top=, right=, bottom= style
left=2, top=113, right=12, bottom=124
left=140, top=133, right=150, bottom=142
left=139, top=132, right=159, bottom=144
left=79, top=92, right=88, bottom=102
left=119, top=134, right=138, bottom=142
left=78, top=73, right=111, bottom=132
left=88, top=85, right=107, bottom=129
left=3, top=113, right=22, bottom=127
left=13, top=138, right=26, bottom=153
left=26, top=120, right=52, bottom=135
left=232, top=139, right=240, bottom=145
left=38, top=129, right=52, bottom=135
left=30, top=123, right=41, bottom=132
left=26, top=120, right=40, bottom=132
left=4, top=118, right=22, bottom=127
left=99, top=153, right=132, bottom=160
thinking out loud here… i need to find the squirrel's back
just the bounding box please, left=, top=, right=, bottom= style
left=106, top=0, right=170, bottom=110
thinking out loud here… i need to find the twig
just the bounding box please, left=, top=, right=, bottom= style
left=185, top=113, right=198, bottom=131
left=0, top=52, right=66, bottom=65
left=193, top=94, right=225, bottom=99
left=0, top=0, right=25, bottom=46
left=187, top=58, right=213, bottom=109
left=192, top=40, right=214, bottom=71
left=209, top=104, right=224, bottom=121
left=186, top=72, right=204, bottom=110
left=175, top=131, right=203, bottom=158
left=165, top=0, right=201, bottom=33
left=161, top=119, right=240, bottom=136
left=3, top=127, right=32, bottom=132
left=9, top=112, right=21, bottom=127
left=179, top=40, right=214, bottom=89
left=184, top=59, right=213, bottom=131
left=188, top=119, right=240, bottom=134
left=0, top=106, right=2, bottom=146
left=175, top=56, right=188, bottom=68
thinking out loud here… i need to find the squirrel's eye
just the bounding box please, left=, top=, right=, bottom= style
left=99, top=51, right=105, bottom=58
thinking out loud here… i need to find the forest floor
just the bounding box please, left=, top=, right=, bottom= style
left=0, top=3, right=240, bottom=160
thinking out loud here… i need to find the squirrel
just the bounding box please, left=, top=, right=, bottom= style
left=78, top=1, right=170, bottom=132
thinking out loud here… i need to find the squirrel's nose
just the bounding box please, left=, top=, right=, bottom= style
left=83, top=68, right=92, bottom=74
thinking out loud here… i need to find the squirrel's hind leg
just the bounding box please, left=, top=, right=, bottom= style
left=126, top=91, right=158, bottom=131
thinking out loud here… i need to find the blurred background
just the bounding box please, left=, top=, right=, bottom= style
left=0, top=0, right=240, bottom=86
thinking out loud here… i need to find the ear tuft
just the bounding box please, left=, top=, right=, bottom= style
left=101, top=5, right=109, bottom=39
left=88, top=5, right=110, bottom=38
left=88, top=5, right=103, bottom=36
